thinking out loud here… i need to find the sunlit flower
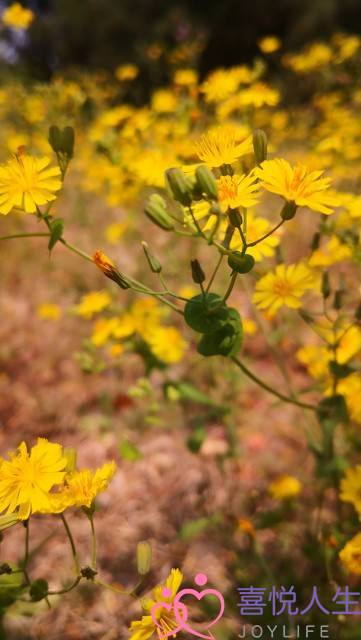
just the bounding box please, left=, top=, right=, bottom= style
left=115, top=64, right=139, bottom=82
left=339, top=533, right=361, bottom=575
left=36, top=303, right=62, bottom=321
left=2, top=2, right=34, bottom=30
left=309, top=236, right=352, bottom=267
left=75, top=290, right=112, bottom=319
left=62, top=462, right=116, bottom=509
left=258, top=36, right=281, bottom=54
left=340, top=466, right=361, bottom=515
left=0, top=153, right=61, bottom=215
left=0, top=439, right=67, bottom=520
left=194, top=126, right=253, bottom=168
left=217, top=173, right=259, bottom=212
left=129, top=569, right=183, bottom=640
left=173, top=69, right=198, bottom=86
left=255, top=159, right=338, bottom=215
left=269, top=475, right=302, bottom=500
left=253, top=262, right=318, bottom=315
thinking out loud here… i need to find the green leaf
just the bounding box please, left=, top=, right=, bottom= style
left=119, top=439, right=142, bottom=462
left=30, top=578, right=48, bottom=602
left=48, top=218, right=64, bottom=251
left=179, top=517, right=211, bottom=540
left=187, top=424, right=206, bottom=453
left=197, top=308, right=243, bottom=357
left=184, top=293, right=229, bottom=334
left=317, top=394, right=349, bottom=424
left=329, top=360, right=354, bottom=379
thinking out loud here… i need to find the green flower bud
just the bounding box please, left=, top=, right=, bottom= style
left=48, top=125, right=75, bottom=158
left=195, top=165, right=218, bottom=199
left=281, top=201, right=297, bottom=220
left=136, top=540, right=152, bottom=575
left=333, top=289, right=344, bottom=310
left=30, top=579, right=48, bottom=602
left=228, top=252, right=255, bottom=273
left=190, top=259, right=206, bottom=284
left=322, top=272, right=331, bottom=299
left=144, top=194, right=174, bottom=231
left=62, top=126, right=75, bottom=158
left=165, top=168, right=193, bottom=206
left=48, top=125, right=62, bottom=153
left=228, top=209, right=243, bottom=229
left=142, top=242, right=162, bottom=273
left=253, top=129, right=268, bottom=164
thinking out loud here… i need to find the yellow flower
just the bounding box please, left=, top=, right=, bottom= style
left=62, top=462, right=116, bottom=509
left=269, top=475, right=302, bottom=500
left=0, top=438, right=67, bottom=520
left=115, top=64, right=139, bottom=82
left=0, top=153, right=62, bottom=215
left=340, top=466, right=361, bottom=515
left=338, top=374, right=361, bottom=425
left=129, top=569, right=183, bottom=640
left=173, top=69, right=198, bottom=86
left=253, top=263, right=318, bottom=315
left=258, top=36, right=281, bottom=54
left=309, top=236, right=352, bottom=267
left=243, top=319, right=257, bottom=336
left=36, top=303, right=61, bottom=321
left=75, top=290, right=112, bottom=319
left=255, top=159, right=337, bottom=215
left=194, top=126, right=253, bottom=168
left=201, top=68, right=241, bottom=103
left=147, top=327, right=187, bottom=364
left=284, top=43, right=332, bottom=74
left=151, top=89, right=177, bottom=113
left=339, top=533, right=361, bottom=575
left=2, top=2, right=34, bottom=29
left=217, top=173, right=259, bottom=212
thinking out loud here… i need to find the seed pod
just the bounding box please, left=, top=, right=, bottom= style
left=142, top=242, right=162, bottom=273
left=228, top=252, right=255, bottom=273
left=228, top=209, right=243, bottom=229
left=280, top=201, right=297, bottom=220
left=191, top=259, right=206, bottom=284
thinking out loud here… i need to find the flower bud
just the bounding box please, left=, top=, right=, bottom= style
left=63, top=447, right=77, bottom=473
left=311, top=232, right=321, bottom=251
left=253, top=129, right=268, bottom=165
left=48, top=125, right=75, bottom=158
left=228, top=209, right=243, bottom=229
left=142, top=241, right=162, bottom=273
left=136, top=540, right=152, bottom=575
left=165, top=168, right=193, bottom=206
left=93, top=250, right=130, bottom=289
left=190, top=259, right=206, bottom=284
left=228, top=252, right=255, bottom=273
left=321, top=272, right=331, bottom=299
left=48, top=125, right=62, bottom=153
left=62, top=126, right=75, bottom=158
left=145, top=194, right=174, bottom=231
left=195, top=166, right=218, bottom=199
left=333, top=289, right=344, bottom=310
left=280, top=201, right=297, bottom=220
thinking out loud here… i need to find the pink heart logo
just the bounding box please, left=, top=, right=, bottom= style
left=173, top=587, right=225, bottom=639
left=150, top=599, right=188, bottom=639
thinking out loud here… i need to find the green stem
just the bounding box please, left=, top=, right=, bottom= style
left=206, top=253, right=224, bottom=293
left=89, top=516, right=97, bottom=570
left=0, top=232, right=50, bottom=241
left=23, top=520, right=31, bottom=585
left=94, top=579, right=140, bottom=600
left=48, top=576, right=81, bottom=596
left=232, top=356, right=317, bottom=411
left=60, top=514, right=80, bottom=575
left=246, top=219, right=285, bottom=248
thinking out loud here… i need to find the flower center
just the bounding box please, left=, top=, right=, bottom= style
left=272, top=279, right=292, bottom=297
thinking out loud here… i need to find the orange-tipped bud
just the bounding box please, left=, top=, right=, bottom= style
left=93, top=250, right=130, bottom=289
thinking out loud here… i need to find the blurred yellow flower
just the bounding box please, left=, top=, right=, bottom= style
left=115, top=64, right=139, bottom=82
left=2, top=2, right=34, bottom=29
left=0, top=153, right=62, bottom=215
left=173, top=69, right=198, bottom=86
left=147, top=326, right=187, bottom=364
left=104, top=222, right=128, bottom=245
left=217, top=173, right=259, bottom=212
left=61, top=462, right=116, bottom=510
left=256, top=159, right=337, bottom=215
left=340, top=466, right=361, bottom=515
left=129, top=569, right=183, bottom=640
left=309, top=236, right=352, bottom=267
left=0, top=438, right=67, bottom=520
left=258, top=36, right=281, bottom=54
left=37, top=303, right=62, bottom=321
left=194, top=126, right=253, bottom=168
left=339, top=533, right=361, bottom=575
left=253, top=263, right=317, bottom=315
left=269, top=475, right=302, bottom=500
left=75, top=290, right=112, bottom=319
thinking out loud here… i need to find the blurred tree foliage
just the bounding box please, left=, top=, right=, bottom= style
left=18, top=0, right=361, bottom=85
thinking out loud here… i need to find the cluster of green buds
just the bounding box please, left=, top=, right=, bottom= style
left=48, top=125, right=75, bottom=177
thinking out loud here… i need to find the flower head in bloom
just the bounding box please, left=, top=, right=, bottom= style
left=75, top=290, right=112, bottom=319
left=0, top=152, right=61, bottom=215
left=269, top=475, right=302, bottom=500
left=0, top=439, right=67, bottom=520
left=194, top=126, right=253, bottom=168
left=2, top=3, right=34, bottom=30
left=339, top=533, right=361, bottom=575
left=258, top=36, right=281, bottom=54
left=217, top=173, right=259, bottom=212
left=147, top=327, right=187, bottom=364
left=340, top=466, right=361, bottom=515
left=129, top=569, right=183, bottom=640
left=255, top=159, right=337, bottom=215
left=253, top=262, right=318, bottom=315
